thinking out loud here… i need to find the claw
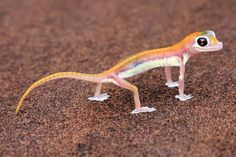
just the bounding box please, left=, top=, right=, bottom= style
left=165, top=81, right=179, bottom=88
left=175, top=94, right=192, bottom=101
left=88, top=93, right=110, bottom=102
left=131, top=106, right=156, bottom=114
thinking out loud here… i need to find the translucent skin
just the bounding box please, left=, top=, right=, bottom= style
left=16, top=31, right=223, bottom=114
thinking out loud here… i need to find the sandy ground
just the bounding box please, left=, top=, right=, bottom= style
left=0, top=0, right=236, bottom=156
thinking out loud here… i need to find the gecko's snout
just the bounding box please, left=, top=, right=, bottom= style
left=218, top=42, right=223, bottom=50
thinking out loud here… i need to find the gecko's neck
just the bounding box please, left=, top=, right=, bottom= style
left=146, top=40, right=188, bottom=59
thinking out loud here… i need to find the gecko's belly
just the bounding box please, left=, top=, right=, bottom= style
left=117, top=56, right=182, bottom=79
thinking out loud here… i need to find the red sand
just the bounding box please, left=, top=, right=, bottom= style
left=0, top=0, right=236, bottom=156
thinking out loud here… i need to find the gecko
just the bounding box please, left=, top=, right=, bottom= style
left=16, top=31, right=223, bottom=114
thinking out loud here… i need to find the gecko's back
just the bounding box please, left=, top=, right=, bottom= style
left=103, top=41, right=186, bottom=79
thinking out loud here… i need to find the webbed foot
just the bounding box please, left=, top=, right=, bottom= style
left=165, top=81, right=179, bottom=88
left=131, top=106, right=156, bottom=114
left=88, top=93, right=110, bottom=102
left=175, top=94, right=192, bottom=101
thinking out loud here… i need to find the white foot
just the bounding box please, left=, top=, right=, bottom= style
left=88, top=93, right=110, bottom=102
left=175, top=94, right=192, bottom=101
left=165, top=81, right=179, bottom=88
left=131, top=106, right=156, bottom=114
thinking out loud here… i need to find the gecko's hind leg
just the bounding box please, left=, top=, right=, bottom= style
left=88, top=83, right=110, bottom=101
left=165, top=67, right=179, bottom=88
left=111, top=74, right=156, bottom=114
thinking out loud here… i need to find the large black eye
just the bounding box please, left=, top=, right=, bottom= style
left=197, top=37, right=208, bottom=47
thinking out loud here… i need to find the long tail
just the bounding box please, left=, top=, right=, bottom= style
left=16, top=72, right=106, bottom=114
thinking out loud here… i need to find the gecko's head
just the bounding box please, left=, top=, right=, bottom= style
left=185, top=31, right=223, bottom=55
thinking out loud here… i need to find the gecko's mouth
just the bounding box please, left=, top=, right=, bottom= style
left=194, top=42, right=223, bottom=52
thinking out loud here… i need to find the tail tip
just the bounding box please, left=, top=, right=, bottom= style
left=15, top=108, right=19, bottom=114
left=15, top=104, right=21, bottom=114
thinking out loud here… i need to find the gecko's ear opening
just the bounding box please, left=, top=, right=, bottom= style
left=206, top=30, right=216, bottom=37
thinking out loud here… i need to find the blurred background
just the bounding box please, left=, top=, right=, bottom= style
left=0, top=0, right=235, bottom=156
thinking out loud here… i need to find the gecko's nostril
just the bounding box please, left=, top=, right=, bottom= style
left=219, top=42, right=223, bottom=49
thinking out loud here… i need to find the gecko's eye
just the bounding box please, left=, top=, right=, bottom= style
left=197, top=37, right=208, bottom=47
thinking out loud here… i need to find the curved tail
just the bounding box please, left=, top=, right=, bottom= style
left=16, top=72, right=106, bottom=114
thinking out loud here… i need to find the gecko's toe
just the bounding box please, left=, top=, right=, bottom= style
left=175, top=94, right=192, bottom=101
left=131, top=106, right=156, bottom=114
left=165, top=81, right=179, bottom=88
left=88, top=93, right=110, bottom=102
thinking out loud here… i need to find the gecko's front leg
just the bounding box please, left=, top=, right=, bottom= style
left=88, top=83, right=110, bottom=101
left=165, top=67, right=179, bottom=88
left=175, top=63, right=192, bottom=101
